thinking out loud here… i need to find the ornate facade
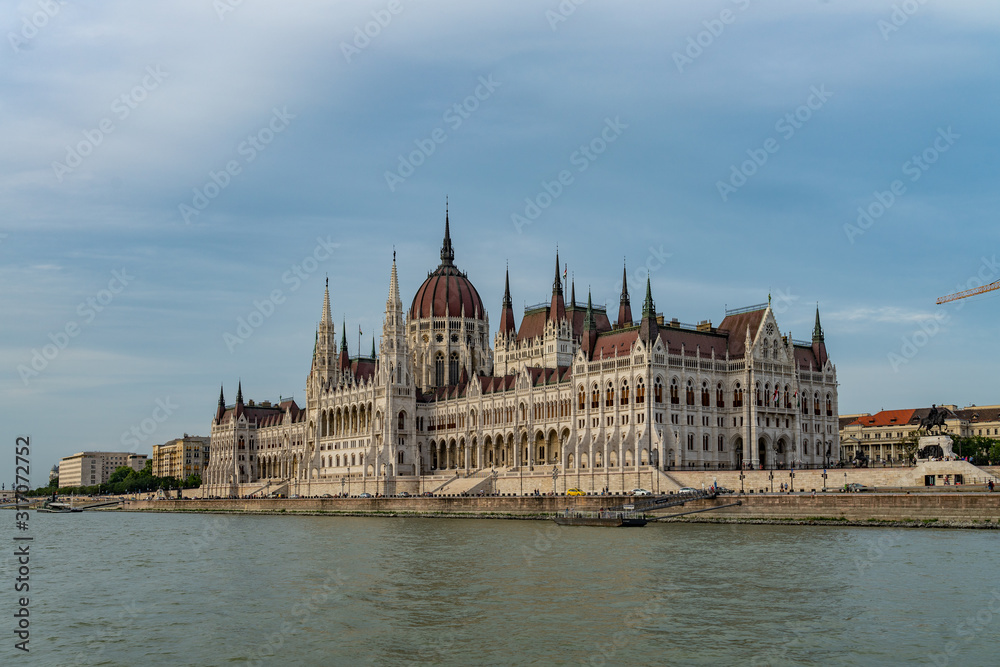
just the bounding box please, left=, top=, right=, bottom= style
left=204, top=211, right=840, bottom=497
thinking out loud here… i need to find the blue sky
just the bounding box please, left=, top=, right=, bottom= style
left=2, top=0, right=999, bottom=486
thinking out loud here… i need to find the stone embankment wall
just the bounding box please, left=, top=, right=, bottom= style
left=127, top=492, right=1000, bottom=524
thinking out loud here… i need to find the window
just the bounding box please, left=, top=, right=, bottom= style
left=636, top=379, right=645, bottom=404
left=687, top=434, right=694, bottom=450
left=606, top=382, right=614, bottom=408
left=591, top=385, right=599, bottom=409
left=435, top=353, right=444, bottom=386
left=670, top=379, right=679, bottom=404
left=655, top=378, right=664, bottom=403
left=578, top=387, right=586, bottom=410
left=718, top=435, right=725, bottom=452
left=703, top=434, right=709, bottom=451
left=449, top=352, right=459, bottom=385
left=620, top=380, right=630, bottom=406
left=685, top=381, right=694, bottom=406
left=733, top=384, right=743, bottom=408
left=398, top=411, right=406, bottom=430
left=701, top=382, right=710, bottom=407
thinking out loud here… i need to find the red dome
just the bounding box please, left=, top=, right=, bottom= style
left=410, top=207, right=485, bottom=320
left=410, top=266, right=484, bottom=319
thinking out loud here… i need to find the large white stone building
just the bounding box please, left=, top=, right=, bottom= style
left=203, top=211, right=840, bottom=497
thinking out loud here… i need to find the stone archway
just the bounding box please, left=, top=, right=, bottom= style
left=758, top=437, right=768, bottom=468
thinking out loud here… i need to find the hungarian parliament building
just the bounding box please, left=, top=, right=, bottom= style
left=203, top=210, right=840, bottom=496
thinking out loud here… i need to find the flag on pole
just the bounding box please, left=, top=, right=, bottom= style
left=563, top=264, right=567, bottom=281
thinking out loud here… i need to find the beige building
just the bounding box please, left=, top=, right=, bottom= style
left=839, top=405, right=1000, bottom=464
left=205, top=214, right=840, bottom=497
left=152, top=435, right=211, bottom=480
left=58, top=452, right=148, bottom=487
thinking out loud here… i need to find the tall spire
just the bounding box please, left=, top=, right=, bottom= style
left=549, top=247, right=566, bottom=323
left=236, top=380, right=243, bottom=405
left=639, top=277, right=658, bottom=344
left=642, top=277, right=655, bottom=318
left=498, top=264, right=516, bottom=335
left=321, top=276, right=332, bottom=325
left=371, top=336, right=376, bottom=359
left=570, top=275, right=576, bottom=308
left=215, top=384, right=226, bottom=423
left=440, top=197, right=455, bottom=265
left=617, top=260, right=632, bottom=328
left=341, top=318, right=348, bottom=352
left=552, top=248, right=563, bottom=296
left=218, top=384, right=225, bottom=408
left=812, top=304, right=824, bottom=342
left=387, top=252, right=402, bottom=311
left=582, top=289, right=598, bottom=359
left=584, top=290, right=595, bottom=331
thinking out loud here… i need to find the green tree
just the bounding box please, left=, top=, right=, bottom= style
left=898, top=429, right=927, bottom=464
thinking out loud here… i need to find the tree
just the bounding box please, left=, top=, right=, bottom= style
left=898, top=429, right=927, bottom=464
left=108, top=465, right=133, bottom=485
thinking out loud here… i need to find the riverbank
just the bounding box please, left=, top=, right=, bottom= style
left=123, top=490, right=1000, bottom=528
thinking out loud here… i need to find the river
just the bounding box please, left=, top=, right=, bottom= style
left=12, top=512, right=1000, bottom=666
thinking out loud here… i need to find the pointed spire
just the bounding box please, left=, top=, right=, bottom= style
left=341, top=319, right=348, bottom=352
left=617, top=260, right=632, bottom=328
left=321, top=276, right=332, bottom=325
left=570, top=275, right=576, bottom=308
left=642, top=277, right=655, bottom=318
left=218, top=384, right=225, bottom=408
left=440, top=197, right=455, bottom=265
left=639, top=277, right=658, bottom=344
left=236, top=380, right=243, bottom=405
left=498, top=263, right=517, bottom=336
left=552, top=248, right=563, bottom=296
left=812, top=304, right=824, bottom=342
left=371, top=336, right=376, bottom=359
left=503, top=264, right=512, bottom=308
left=387, top=251, right=402, bottom=311
left=584, top=290, right=595, bottom=331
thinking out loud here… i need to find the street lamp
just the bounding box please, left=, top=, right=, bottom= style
left=552, top=466, right=559, bottom=496
left=340, top=476, right=345, bottom=497
left=768, top=470, right=774, bottom=493
left=739, top=469, right=745, bottom=494
left=822, top=468, right=827, bottom=492
left=347, top=467, right=350, bottom=496
left=789, top=469, right=795, bottom=493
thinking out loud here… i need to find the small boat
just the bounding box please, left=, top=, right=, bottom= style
left=553, top=510, right=647, bottom=527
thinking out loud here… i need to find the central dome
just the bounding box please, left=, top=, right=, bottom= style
left=409, top=211, right=485, bottom=320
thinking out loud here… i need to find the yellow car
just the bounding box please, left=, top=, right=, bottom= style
left=566, top=488, right=585, bottom=496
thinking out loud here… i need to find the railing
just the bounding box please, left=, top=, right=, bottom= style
left=725, top=303, right=768, bottom=316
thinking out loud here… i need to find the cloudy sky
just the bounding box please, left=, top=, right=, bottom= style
left=2, top=0, right=999, bottom=485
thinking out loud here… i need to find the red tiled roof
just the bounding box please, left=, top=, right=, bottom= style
left=591, top=330, right=639, bottom=358
left=410, top=268, right=484, bottom=319
left=846, top=409, right=916, bottom=428
left=717, top=308, right=765, bottom=357
left=657, top=327, right=728, bottom=358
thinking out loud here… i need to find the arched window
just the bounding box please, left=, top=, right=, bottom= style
left=716, top=383, right=724, bottom=408
left=826, top=394, right=833, bottom=416
left=701, top=381, right=710, bottom=407
left=755, top=382, right=762, bottom=406
left=687, top=434, right=694, bottom=450
left=398, top=411, right=405, bottom=430
left=591, top=384, right=599, bottom=409
left=685, top=380, right=694, bottom=406
left=733, top=383, right=743, bottom=408
left=702, top=434, right=709, bottom=451
left=636, top=379, right=645, bottom=404
left=620, top=380, right=630, bottom=406
left=654, top=377, right=663, bottom=403
left=783, top=386, right=790, bottom=409
left=814, top=393, right=820, bottom=416
left=803, top=440, right=810, bottom=455
left=435, top=352, right=444, bottom=387
left=718, top=435, right=725, bottom=452
left=449, top=352, right=459, bottom=385
left=578, top=386, right=586, bottom=410
left=670, top=379, right=679, bottom=404
left=605, top=382, right=614, bottom=407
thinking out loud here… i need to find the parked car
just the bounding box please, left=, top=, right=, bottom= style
left=567, top=488, right=586, bottom=496
left=678, top=487, right=698, bottom=494
left=397, top=491, right=412, bottom=497
left=715, top=486, right=735, bottom=494
left=631, top=488, right=652, bottom=496
left=358, top=492, right=372, bottom=498
left=421, top=491, right=434, bottom=497
left=321, top=493, right=333, bottom=498
left=845, top=483, right=870, bottom=493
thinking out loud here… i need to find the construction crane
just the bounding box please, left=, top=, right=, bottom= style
left=937, top=280, right=1000, bottom=305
